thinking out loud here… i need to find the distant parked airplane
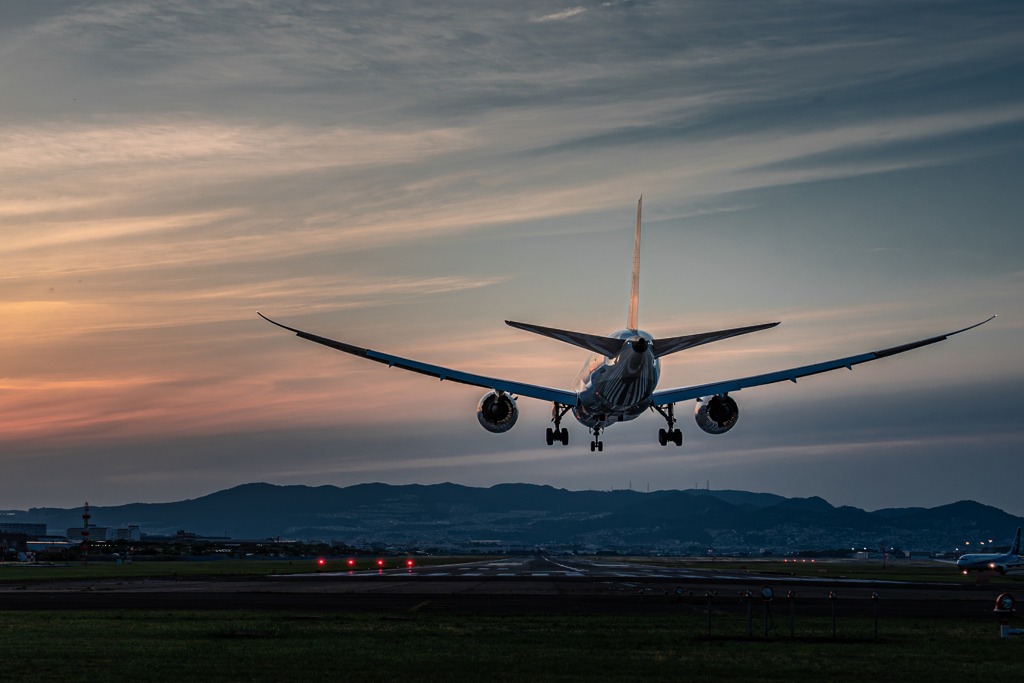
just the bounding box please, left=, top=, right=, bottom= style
left=957, top=528, right=1022, bottom=574
left=260, top=198, right=993, bottom=451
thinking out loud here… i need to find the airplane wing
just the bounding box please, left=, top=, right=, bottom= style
left=258, top=313, right=578, bottom=405
left=650, top=316, right=995, bottom=406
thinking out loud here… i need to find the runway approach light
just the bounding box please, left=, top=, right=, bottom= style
left=377, top=559, right=384, bottom=567
left=407, top=559, right=414, bottom=567
left=995, top=594, right=1015, bottom=614
left=348, top=559, right=355, bottom=566
left=317, top=558, right=325, bottom=567
left=760, top=585, right=773, bottom=602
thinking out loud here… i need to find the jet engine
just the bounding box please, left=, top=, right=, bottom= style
left=695, top=394, right=739, bottom=434
left=477, top=391, right=519, bottom=433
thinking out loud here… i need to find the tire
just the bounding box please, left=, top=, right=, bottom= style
left=658, top=428, right=667, bottom=446
left=673, top=429, right=683, bottom=446
left=597, top=442, right=603, bottom=452
left=546, top=428, right=554, bottom=446
left=560, top=428, right=569, bottom=445
left=590, top=441, right=596, bottom=452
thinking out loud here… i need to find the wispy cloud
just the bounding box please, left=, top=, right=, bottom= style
left=1, top=0, right=1022, bottom=506
left=530, top=6, right=587, bottom=22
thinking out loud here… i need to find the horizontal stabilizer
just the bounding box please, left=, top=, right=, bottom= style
left=652, top=322, right=780, bottom=358
left=505, top=320, right=625, bottom=357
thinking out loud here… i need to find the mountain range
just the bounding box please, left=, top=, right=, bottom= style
left=4, top=483, right=1021, bottom=553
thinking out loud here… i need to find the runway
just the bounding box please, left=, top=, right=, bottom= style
left=1, top=556, right=1015, bottom=618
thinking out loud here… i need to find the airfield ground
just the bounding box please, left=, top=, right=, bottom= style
left=2, top=556, right=1022, bottom=681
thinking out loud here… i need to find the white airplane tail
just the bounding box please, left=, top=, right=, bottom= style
left=1012, top=527, right=1021, bottom=555
left=628, top=196, right=641, bottom=331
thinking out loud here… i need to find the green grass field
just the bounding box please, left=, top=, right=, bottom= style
left=0, top=609, right=1021, bottom=682
left=0, top=556, right=496, bottom=584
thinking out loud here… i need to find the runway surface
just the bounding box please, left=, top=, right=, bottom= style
left=1, top=556, right=1016, bottom=618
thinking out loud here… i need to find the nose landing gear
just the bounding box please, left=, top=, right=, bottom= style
left=652, top=403, right=683, bottom=446
left=546, top=403, right=571, bottom=446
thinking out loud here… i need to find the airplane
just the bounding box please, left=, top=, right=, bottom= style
left=259, top=197, right=994, bottom=452
left=956, top=528, right=1022, bottom=574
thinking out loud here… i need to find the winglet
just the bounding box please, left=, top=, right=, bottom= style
left=628, top=196, right=642, bottom=331
left=258, top=311, right=300, bottom=334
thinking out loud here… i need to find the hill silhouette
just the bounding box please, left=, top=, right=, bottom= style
left=8, top=483, right=1021, bottom=552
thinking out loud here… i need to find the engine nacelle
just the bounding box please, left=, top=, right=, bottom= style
left=477, top=391, right=519, bottom=433
left=695, top=394, right=739, bottom=434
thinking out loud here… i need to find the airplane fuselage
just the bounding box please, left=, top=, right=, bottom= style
left=571, top=329, right=661, bottom=428
left=956, top=553, right=1021, bottom=573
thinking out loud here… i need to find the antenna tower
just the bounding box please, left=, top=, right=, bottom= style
left=81, top=501, right=90, bottom=565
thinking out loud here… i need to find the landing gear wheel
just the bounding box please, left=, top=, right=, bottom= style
left=653, top=404, right=682, bottom=447
left=550, top=402, right=572, bottom=447
left=597, top=441, right=603, bottom=452
left=590, top=441, right=596, bottom=452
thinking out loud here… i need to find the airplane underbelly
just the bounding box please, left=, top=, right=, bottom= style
left=574, top=371, right=657, bottom=426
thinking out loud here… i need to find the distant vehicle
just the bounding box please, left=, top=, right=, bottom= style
left=260, top=198, right=993, bottom=451
left=957, top=528, right=1022, bottom=574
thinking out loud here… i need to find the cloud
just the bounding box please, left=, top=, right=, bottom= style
left=530, top=7, right=587, bottom=22
left=1, top=0, right=1023, bottom=511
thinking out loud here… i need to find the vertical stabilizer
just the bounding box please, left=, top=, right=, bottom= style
left=1012, top=527, right=1021, bottom=555
left=628, top=196, right=642, bottom=331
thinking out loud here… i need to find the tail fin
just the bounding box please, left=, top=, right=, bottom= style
left=628, top=196, right=642, bottom=331
left=1012, top=527, right=1021, bottom=555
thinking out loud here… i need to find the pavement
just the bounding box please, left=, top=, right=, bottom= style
left=0, top=555, right=1017, bottom=618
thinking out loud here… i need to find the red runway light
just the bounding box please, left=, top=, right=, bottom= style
left=407, top=560, right=414, bottom=567
left=348, top=559, right=355, bottom=566
left=377, top=559, right=384, bottom=566
left=317, top=558, right=325, bottom=566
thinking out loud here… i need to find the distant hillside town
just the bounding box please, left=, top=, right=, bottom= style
left=1, top=483, right=1021, bottom=558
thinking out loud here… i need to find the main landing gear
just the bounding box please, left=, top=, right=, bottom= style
left=590, top=419, right=604, bottom=452
left=652, top=403, right=683, bottom=446
left=546, top=403, right=571, bottom=446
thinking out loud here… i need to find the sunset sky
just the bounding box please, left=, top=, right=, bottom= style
left=2, top=0, right=1023, bottom=514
